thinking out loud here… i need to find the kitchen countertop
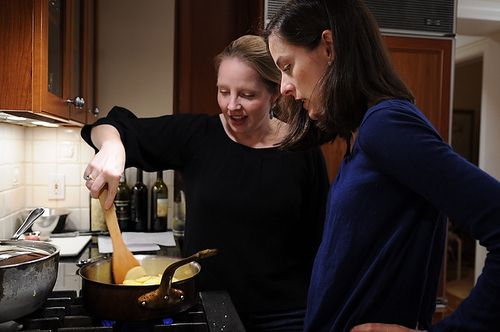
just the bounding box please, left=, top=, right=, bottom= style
left=59, top=234, right=183, bottom=262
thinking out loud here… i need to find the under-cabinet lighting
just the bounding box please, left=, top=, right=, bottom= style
left=0, top=111, right=64, bottom=127
left=6, top=114, right=27, bottom=121
left=31, top=120, right=59, bottom=128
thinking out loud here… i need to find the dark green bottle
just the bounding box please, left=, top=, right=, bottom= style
left=131, top=168, right=148, bottom=232
left=114, top=173, right=131, bottom=231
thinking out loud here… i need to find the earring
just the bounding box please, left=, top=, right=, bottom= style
left=269, top=103, right=277, bottom=119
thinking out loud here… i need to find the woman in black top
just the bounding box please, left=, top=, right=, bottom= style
left=82, top=35, right=329, bottom=331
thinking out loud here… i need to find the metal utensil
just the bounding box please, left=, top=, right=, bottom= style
left=11, top=207, right=45, bottom=240
left=0, top=209, right=48, bottom=264
left=50, top=230, right=109, bottom=238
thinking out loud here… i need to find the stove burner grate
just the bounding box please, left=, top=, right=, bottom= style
left=6, top=290, right=245, bottom=332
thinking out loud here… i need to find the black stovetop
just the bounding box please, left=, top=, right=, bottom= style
left=1, top=289, right=245, bottom=332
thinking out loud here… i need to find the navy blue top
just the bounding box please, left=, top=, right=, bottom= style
left=81, top=107, right=330, bottom=316
left=304, top=99, right=500, bottom=331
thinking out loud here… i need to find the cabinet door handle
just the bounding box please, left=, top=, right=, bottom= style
left=66, top=96, right=85, bottom=109
left=89, top=107, right=100, bottom=117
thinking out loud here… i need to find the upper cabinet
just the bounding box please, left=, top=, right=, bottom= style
left=321, top=35, right=454, bottom=182
left=174, top=0, right=264, bottom=116
left=0, top=0, right=97, bottom=125
left=384, top=35, right=453, bottom=141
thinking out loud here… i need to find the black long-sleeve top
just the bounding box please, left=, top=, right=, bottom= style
left=81, top=106, right=330, bottom=315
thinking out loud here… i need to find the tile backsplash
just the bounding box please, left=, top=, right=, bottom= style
left=0, top=122, right=175, bottom=239
left=0, top=122, right=94, bottom=238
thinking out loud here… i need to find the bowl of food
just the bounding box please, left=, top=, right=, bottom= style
left=27, top=208, right=71, bottom=240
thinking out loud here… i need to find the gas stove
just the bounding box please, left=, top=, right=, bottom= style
left=0, top=289, right=245, bottom=331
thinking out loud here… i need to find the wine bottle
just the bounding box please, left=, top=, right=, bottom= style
left=114, top=173, right=131, bottom=231
left=151, top=171, right=168, bottom=232
left=173, top=172, right=186, bottom=238
left=130, top=168, right=148, bottom=232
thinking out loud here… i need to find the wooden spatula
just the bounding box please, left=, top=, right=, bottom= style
left=99, top=189, right=143, bottom=284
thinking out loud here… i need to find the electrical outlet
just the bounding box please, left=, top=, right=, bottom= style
left=48, top=173, right=65, bottom=200
left=59, top=142, right=77, bottom=162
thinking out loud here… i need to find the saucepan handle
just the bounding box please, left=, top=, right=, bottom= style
left=137, top=249, right=217, bottom=310
left=76, top=254, right=110, bottom=268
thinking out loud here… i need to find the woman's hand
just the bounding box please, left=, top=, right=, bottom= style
left=351, top=323, right=420, bottom=332
left=83, top=125, right=126, bottom=209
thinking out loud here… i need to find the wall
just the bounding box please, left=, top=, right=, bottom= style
left=454, top=60, right=483, bottom=112
left=96, top=0, right=175, bottom=118
left=96, top=0, right=176, bottom=228
left=455, top=31, right=500, bottom=281
left=0, top=123, right=25, bottom=237
left=0, top=122, right=94, bottom=239
left=452, top=59, right=482, bottom=164
left=478, top=31, right=500, bottom=179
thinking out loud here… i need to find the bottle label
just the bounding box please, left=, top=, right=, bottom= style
left=157, top=198, right=168, bottom=217
left=115, top=200, right=131, bottom=220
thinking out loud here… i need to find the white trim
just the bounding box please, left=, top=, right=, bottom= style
left=458, top=0, right=500, bottom=21
left=455, top=36, right=488, bottom=63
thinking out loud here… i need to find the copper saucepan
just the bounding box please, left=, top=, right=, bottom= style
left=77, top=249, right=217, bottom=321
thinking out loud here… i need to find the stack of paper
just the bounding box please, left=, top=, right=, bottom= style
left=97, top=231, right=176, bottom=253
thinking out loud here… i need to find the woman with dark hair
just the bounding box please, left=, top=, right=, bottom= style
left=264, top=0, right=500, bottom=331
left=82, top=35, right=329, bottom=331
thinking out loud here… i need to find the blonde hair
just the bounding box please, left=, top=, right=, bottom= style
left=214, top=35, right=281, bottom=95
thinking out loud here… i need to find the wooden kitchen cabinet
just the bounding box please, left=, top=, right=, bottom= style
left=321, top=35, right=453, bottom=182
left=0, top=0, right=96, bottom=125
left=385, top=35, right=453, bottom=141
left=174, top=0, right=264, bottom=116
left=386, top=35, right=453, bottom=321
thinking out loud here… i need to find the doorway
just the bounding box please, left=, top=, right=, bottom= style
left=446, top=57, right=483, bottom=313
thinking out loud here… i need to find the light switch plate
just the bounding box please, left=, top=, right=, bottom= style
left=48, top=173, right=65, bottom=200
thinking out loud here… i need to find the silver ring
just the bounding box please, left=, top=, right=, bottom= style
left=83, top=174, right=94, bottom=181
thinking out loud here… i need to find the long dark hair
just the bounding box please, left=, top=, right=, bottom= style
left=263, top=0, right=414, bottom=150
